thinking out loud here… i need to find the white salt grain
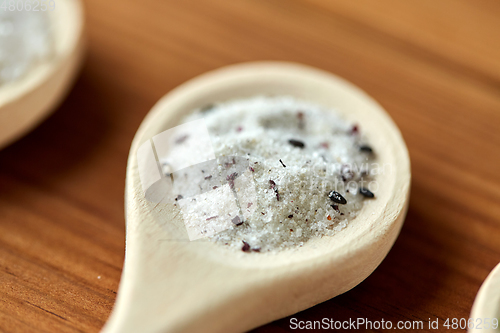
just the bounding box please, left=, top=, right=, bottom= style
left=176, top=96, right=377, bottom=252
left=0, top=10, right=53, bottom=85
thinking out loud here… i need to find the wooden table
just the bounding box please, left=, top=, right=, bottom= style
left=1, top=0, right=499, bottom=332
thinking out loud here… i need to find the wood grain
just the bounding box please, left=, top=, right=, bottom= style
left=0, top=0, right=499, bottom=332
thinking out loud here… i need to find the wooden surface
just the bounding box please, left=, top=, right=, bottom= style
left=0, top=0, right=499, bottom=332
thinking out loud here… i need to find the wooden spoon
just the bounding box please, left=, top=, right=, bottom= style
left=0, top=0, right=85, bottom=149
left=102, top=62, right=411, bottom=333
left=469, top=263, right=500, bottom=333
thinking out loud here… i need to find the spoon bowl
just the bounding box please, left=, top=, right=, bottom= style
left=103, top=62, right=411, bottom=333
left=469, top=263, right=500, bottom=333
left=0, top=0, right=85, bottom=149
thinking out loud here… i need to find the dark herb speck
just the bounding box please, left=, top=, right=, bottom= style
left=200, top=104, right=215, bottom=113
left=227, top=172, right=238, bottom=180
left=232, top=216, right=243, bottom=226
left=175, top=135, right=189, bottom=144
left=331, top=204, right=340, bottom=213
left=341, top=165, right=354, bottom=182
left=279, top=159, right=286, bottom=168
left=242, top=241, right=251, bottom=252
left=269, top=180, right=280, bottom=201
left=227, top=172, right=238, bottom=189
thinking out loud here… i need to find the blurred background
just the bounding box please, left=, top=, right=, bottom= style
left=0, top=0, right=499, bottom=332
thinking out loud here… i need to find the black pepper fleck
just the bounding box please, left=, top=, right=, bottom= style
left=328, top=191, right=347, bottom=204
left=359, top=187, right=375, bottom=198
left=359, top=145, right=373, bottom=153
left=279, top=159, right=286, bottom=168
left=288, top=139, right=305, bottom=148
